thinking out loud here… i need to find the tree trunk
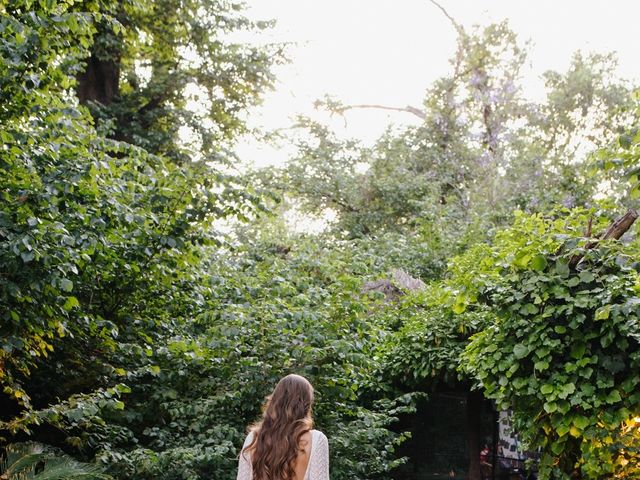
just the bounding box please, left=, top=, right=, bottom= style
left=76, top=8, right=123, bottom=107
left=467, top=390, right=483, bottom=480
left=76, top=54, right=120, bottom=106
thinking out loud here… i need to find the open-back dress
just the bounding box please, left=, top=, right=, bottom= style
left=236, top=429, right=329, bottom=480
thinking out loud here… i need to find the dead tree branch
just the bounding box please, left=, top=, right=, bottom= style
left=427, top=0, right=464, bottom=36
left=337, top=104, right=426, bottom=120
left=569, top=209, right=638, bottom=268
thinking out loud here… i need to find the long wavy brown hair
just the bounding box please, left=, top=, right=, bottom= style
left=243, top=374, right=315, bottom=480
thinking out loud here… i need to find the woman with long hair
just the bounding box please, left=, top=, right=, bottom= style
left=237, top=374, right=329, bottom=480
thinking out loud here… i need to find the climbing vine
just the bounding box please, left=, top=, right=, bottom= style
left=459, top=209, right=640, bottom=478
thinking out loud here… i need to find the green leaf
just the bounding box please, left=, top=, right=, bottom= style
left=451, top=301, right=466, bottom=314
left=572, top=415, right=590, bottom=430
left=513, top=344, right=529, bottom=359
left=534, top=360, right=549, bottom=371
left=579, top=271, right=595, bottom=283
left=556, top=423, right=570, bottom=437
left=595, top=306, right=610, bottom=320
left=0, top=130, right=14, bottom=143
left=21, top=251, right=35, bottom=263
left=531, top=255, right=548, bottom=271
left=63, top=296, right=80, bottom=311
left=570, top=343, right=586, bottom=360
left=60, top=278, right=74, bottom=292
left=567, top=277, right=580, bottom=287
left=557, top=400, right=571, bottom=414
left=115, top=384, right=132, bottom=394
left=551, top=440, right=566, bottom=455
left=540, top=384, right=554, bottom=395
left=557, top=383, right=575, bottom=399
left=555, top=260, right=570, bottom=278
left=606, top=390, right=622, bottom=404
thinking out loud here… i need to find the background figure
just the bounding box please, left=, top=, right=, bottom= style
left=480, top=443, right=492, bottom=479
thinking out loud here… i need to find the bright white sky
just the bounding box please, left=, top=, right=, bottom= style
left=235, top=0, right=640, bottom=168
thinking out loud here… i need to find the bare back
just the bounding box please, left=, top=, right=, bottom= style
left=293, top=431, right=312, bottom=480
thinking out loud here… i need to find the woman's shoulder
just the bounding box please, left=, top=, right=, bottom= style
left=242, top=429, right=256, bottom=447
left=311, top=429, right=328, bottom=444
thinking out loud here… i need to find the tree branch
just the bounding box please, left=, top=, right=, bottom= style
left=337, top=104, right=426, bottom=120
left=427, top=0, right=464, bottom=36
left=598, top=209, right=638, bottom=241
left=569, top=209, right=638, bottom=268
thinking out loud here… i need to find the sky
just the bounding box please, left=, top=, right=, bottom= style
left=234, top=1, right=640, bottom=168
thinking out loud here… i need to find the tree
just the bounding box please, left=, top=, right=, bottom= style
left=1, top=3, right=418, bottom=479
left=73, top=0, right=281, bottom=162
left=1, top=0, right=267, bottom=458
left=290, top=20, right=636, bottom=240
left=592, top=96, right=640, bottom=205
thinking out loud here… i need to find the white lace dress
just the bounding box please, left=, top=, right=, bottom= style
left=236, top=429, right=329, bottom=480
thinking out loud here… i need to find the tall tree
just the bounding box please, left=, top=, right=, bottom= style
left=0, top=0, right=274, bottom=458
left=296, top=20, right=636, bottom=239
left=74, top=0, right=281, bottom=162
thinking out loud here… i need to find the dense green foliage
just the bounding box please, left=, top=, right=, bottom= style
left=1, top=2, right=410, bottom=479
left=0, top=0, right=258, bottom=408
left=1, top=443, right=111, bottom=479
left=260, top=22, right=640, bottom=478
left=85, top=237, right=414, bottom=480
left=3, top=1, right=640, bottom=480
left=458, top=209, right=640, bottom=478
